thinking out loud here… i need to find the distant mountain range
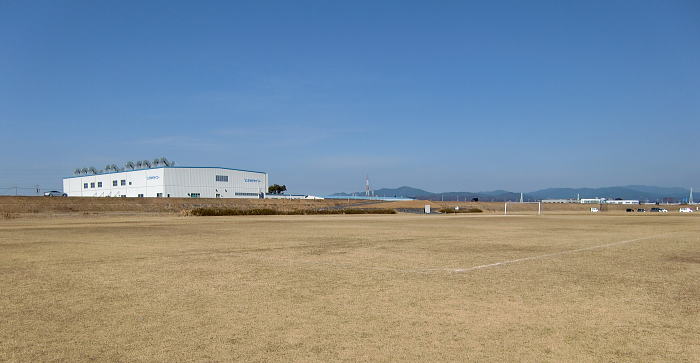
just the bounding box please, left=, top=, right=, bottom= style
left=332, top=185, right=693, bottom=202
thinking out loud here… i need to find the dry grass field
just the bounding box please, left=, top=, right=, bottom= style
left=3, top=196, right=696, bottom=218
left=1, top=213, right=699, bottom=361
left=0, top=196, right=350, bottom=216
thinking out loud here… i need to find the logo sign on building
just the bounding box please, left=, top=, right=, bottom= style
left=244, top=178, right=261, bottom=183
left=147, top=176, right=160, bottom=180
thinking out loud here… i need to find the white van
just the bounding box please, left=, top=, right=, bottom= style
left=679, top=207, right=693, bottom=213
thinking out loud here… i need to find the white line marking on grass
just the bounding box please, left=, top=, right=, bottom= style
left=224, top=234, right=670, bottom=276
left=436, top=234, right=667, bottom=273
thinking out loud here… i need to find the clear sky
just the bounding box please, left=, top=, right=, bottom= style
left=1, top=0, right=698, bottom=194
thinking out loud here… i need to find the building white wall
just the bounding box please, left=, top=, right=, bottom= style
left=580, top=198, right=605, bottom=204
left=63, top=167, right=268, bottom=198
left=162, top=167, right=267, bottom=198
left=63, top=168, right=165, bottom=197
left=605, top=200, right=640, bottom=205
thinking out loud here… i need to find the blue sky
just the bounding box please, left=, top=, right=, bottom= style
left=1, top=0, right=698, bottom=194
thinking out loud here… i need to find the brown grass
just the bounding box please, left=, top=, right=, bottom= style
left=0, top=196, right=351, bottom=215
left=1, top=213, right=698, bottom=361
left=187, top=207, right=397, bottom=216
left=1, top=196, right=695, bottom=217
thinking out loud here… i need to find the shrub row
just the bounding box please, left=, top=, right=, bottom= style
left=438, top=207, right=483, bottom=214
left=343, top=209, right=396, bottom=215
left=188, top=207, right=396, bottom=216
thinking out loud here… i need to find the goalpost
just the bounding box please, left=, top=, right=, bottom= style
left=504, top=201, right=542, bottom=215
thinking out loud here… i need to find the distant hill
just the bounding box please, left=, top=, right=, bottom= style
left=333, top=186, right=431, bottom=198
left=527, top=185, right=690, bottom=201
left=332, top=185, right=692, bottom=202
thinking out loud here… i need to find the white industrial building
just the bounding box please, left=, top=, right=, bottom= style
left=605, top=199, right=640, bottom=205
left=63, top=166, right=268, bottom=198
left=580, top=198, right=606, bottom=204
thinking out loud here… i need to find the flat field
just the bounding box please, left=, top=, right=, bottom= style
left=1, top=213, right=698, bottom=361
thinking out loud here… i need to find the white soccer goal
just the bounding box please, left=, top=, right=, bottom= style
left=504, top=201, right=542, bottom=215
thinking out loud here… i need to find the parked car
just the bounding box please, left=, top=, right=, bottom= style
left=44, top=191, right=67, bottom=197
left=626, top=208, right=634, bottom=212
left=679, top=207, right=694, bottom=213
left=637, top=208, right=646, bottom=212
left=650, top=207, right=668, bottom=213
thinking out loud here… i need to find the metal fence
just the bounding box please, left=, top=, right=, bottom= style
left=0, top=186, right=56, bottom=196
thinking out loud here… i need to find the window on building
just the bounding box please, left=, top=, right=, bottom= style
left=120, top=180, right=126, bottom=186
left=97, top=182, right=102, bottom=188
left=129, top=182, right=132, bottom=185
left=84, top=183, right=88, bottom=189
left=90, top=182, right=95, bottom=188
left=216, top=175, right=228, bottom=182
left=156, top=193, right=163, bottom=197
left=235, top=192, right=259, bottom=196
left=113, top=180, right=117, bottom=186
left=137, top=194, right=144, bottom=198
left=190, top=193, right=200, bottom=198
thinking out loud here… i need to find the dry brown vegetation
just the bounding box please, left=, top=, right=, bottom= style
left=1, top=213, right=698, bottom=361
left=362, top=199, right=699, bottom=214
left=1, top=196, right=696, bottom=217
left=188, top=207, right=396, bottom=216
left=0, top=196, right=350, bottom=215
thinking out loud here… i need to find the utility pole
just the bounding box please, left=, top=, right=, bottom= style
left=690, top=187, right=694, bottom=204
left=364, top=175, right=370, bottom=197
